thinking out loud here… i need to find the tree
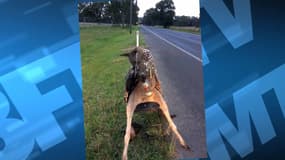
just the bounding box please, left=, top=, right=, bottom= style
left=78, top=2, right=110, bottom=23
left=142, top=8, right=158, bottom=25
left=104, top=1, right=122, bottom=24
left=78, top=1, right=139, bottom=25
left=142, top=0, right=175, bottom=28
left=78, top=3, right=86, bottom=14
left=155, top=0, right=175, bottom=28
left=120, top=0, right=139, bottom=26
left=173, top=16, right=199, bottom=27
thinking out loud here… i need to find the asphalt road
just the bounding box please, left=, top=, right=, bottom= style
left=140, top=26, right=207, bottom=159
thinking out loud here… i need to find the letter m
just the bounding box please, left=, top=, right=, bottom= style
left=206, top=64, right=285, bottom=160
left=206, top=97, right=275, bottom=160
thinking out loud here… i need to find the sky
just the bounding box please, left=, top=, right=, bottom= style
left=137, top=0, right=200, bottom=17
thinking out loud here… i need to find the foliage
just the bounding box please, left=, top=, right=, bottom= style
left=78, top=1, right=139, bottom=25
left=173, top=16, right=200, bottom=27
left=142, top=0, right=200, bottom=28
left=142, top=0, right=175, bottom=28
left=142, top=8, right=158, bottom=26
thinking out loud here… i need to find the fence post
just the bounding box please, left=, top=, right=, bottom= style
left=136, top=30, right=139, bottom=47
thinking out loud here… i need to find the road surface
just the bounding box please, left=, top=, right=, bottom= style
left=140, top=26, right=207, bottom=159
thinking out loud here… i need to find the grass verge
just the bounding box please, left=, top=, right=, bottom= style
left=80, top=25, right=176, bottom=160
left=169, top=26, right=200, bottom=34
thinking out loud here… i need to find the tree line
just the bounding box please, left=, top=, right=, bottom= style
left=78, top=0, right=199, bottom=28
left=142, top=0, right=199, bottom=28
left=142, top=0, right=175, bottom=28
left=78, top=1, right=139, bottom=26
left=173, top=16, right=199, bottom=27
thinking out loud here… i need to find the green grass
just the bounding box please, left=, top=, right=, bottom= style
left=155, top=25, right=200, bottom=34
left=80, top=25, right=176, bottom=160
left=169, top=26, right=200, bottom=35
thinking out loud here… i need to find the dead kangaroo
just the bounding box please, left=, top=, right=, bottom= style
left=120, top=47, right=190, bottom=160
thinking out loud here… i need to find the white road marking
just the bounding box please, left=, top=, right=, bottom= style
left=142, top=26, right=202, bottom=63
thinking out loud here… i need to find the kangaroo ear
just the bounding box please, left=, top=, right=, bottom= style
left=120, top=47, right=136, bottom=57
left=120, top=53, right=129, bottom=57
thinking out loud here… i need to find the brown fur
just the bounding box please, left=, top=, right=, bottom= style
left=122, top=79, right=190, bottom=160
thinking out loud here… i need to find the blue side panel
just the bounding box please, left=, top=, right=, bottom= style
left=79, top=0, right=109, bottom=2
left=200, top=0, right=285, bottom=160
left=0, top=0, right=86, bottom=160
